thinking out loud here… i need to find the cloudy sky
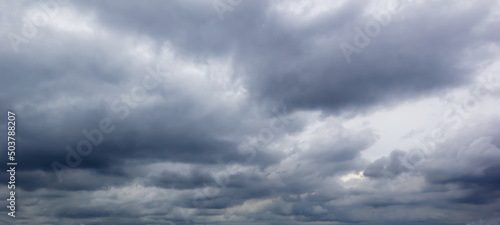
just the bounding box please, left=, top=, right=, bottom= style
left=1, top=0, right=500, bottom=224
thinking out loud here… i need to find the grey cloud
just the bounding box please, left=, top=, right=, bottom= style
left=1, top=0, right=499, bottom=224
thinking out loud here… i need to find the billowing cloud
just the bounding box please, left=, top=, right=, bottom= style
left=1, top=0, right=499, bottom=224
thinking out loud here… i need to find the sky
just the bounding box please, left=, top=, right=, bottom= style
left=1, top=0, right=500, bottom=224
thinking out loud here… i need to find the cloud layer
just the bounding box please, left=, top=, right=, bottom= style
left=1, top=0, right=500, bottom=224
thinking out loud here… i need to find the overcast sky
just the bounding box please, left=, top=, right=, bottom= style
left=1, top=0, right=500, bottom=224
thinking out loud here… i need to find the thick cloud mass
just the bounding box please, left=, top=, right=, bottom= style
left=1, top=0, right=500, bottom=224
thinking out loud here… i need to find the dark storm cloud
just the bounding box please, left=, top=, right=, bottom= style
left=233, top=1, right=499, bottom=114
left=148, top=168, right=216, bottom=190
left=0, top=22, right=286, bottom=176
left=63, top=0, right=500, bottom=116
left=363, top=149, right=411, bottom=178
left=1, top=0, right=499, bottom=224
